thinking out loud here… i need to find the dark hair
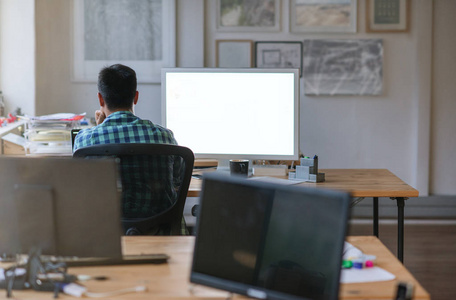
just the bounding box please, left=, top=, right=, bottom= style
left=97, top=64, right=137, bottom=110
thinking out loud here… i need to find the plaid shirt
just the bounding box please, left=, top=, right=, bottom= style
left=75, top=111, right=187, bottom=234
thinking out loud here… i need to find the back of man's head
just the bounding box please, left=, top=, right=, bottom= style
left=98, top=64, right=137, bottom=110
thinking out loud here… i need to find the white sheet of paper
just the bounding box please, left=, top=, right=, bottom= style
left=248, top=176, right=307, bottom=185
left=340, top=266, right=396, bottom=284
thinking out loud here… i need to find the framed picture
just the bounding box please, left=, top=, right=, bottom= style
left=366, top=0, right=409, bottom=32
left=216, top=0, right=280, bottom=32
left=72, top=0, right=176, bottom=83
left=216, top=40, right=253, bottom=67
left=302, top=39, right=383, bottom=95
left=290, top=0, right=357, bottom=33
left=255, top=41, right=303, bottom=76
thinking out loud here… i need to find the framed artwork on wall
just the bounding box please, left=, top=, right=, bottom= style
left=72, top=0, right=176, bottom=83
left=255, top=41, right=303, bottom=76
left=366, top=0, right=409, bottom=32
left=216, top=0, right=280, bottom=32
left=216, top=40, right=253, bottom=67
left=302, top=39, right=383, bottom=96
left=290, top=0, right=357, bottom=33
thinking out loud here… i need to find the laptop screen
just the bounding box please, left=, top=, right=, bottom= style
left=191, top=174, right=351, bottom=300
left=71, top=129, right=81, bottom=151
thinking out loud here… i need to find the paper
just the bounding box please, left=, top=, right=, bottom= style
left=248, top=176, right=307, bottom=185
left=1, top=133, right=26, bottom=146
left=23, top=112, right=86, bottom=121
left=340, top=267, right=395, bottom=284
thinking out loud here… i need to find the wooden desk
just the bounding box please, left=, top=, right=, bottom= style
left=189, top=169, right=419, bottom=263
left=0, top=236, right=429, bottom=299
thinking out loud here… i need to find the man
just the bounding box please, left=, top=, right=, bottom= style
left=74, top=64, right=176, bottom=149
left=75, top=64, right=184, bottom=234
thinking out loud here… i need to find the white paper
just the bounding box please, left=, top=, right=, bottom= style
left=1, top=133, right=26, bottom=147
left=248, top=176, right=307, bottom=185
left=340, top=267, right=396, bottom=284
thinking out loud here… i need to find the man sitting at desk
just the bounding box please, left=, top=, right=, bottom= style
left=74, top=64, right=185, bottom=234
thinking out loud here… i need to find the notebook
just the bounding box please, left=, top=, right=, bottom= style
left=191, top=173, right=351, bottom=300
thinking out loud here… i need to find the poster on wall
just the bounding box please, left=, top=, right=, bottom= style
left=290, top=0, right=357, bottom=33
left=216, top=40, right=253, bottom=67
left=303, top=39, right=383, bottom=96
left=366, top=0, right=409, bottom=32
left=255, top=41, right=303, bottom=76
left=72, top=0, right=176, bottom=83
left=216, top=0, right=280, bottom=32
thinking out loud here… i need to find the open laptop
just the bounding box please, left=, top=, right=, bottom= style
left=0, top=157, right=168, bottom=266
left=191, top=173, right=351, bottom=300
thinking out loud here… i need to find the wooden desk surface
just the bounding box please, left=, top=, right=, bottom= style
left=0, top=236, right=429, bottom=300
left=189, top=169, right=419, bottom=198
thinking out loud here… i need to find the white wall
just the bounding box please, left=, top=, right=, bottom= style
left=0, top=0, right=36, bottom=116
left=431, top=0, right=456, bottom=195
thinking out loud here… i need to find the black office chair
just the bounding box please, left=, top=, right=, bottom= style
left=73, top=143, right=194, bottom=236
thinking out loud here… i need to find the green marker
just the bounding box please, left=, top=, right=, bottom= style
left=342, top=260, right=353, bottom=269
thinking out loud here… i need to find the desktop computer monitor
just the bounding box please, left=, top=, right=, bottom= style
left=161, top=68, right=300, bottom=162
left=0, top=157, right=123, bottom=258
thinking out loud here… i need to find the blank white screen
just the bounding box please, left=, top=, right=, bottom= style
left=164, top=71, right=297, bottom=158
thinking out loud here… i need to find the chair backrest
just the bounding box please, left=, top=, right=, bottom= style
left=73, top=143, right=194, bottom=235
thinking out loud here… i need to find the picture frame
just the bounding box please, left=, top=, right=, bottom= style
left=290, top=0, right=357, bottom=33
left=302, top=39, right=383, bottom=96
left=72, top=0, right=176, bottom=83
left=366, top=0, right=409, bottom=32
left=216, top=40, right=253, bottom=68
left=216, top=0, right=280, bottom=32
left=255, top=41, right=303, bottom=77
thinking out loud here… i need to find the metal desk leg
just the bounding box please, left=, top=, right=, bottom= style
left=396, top=197, right=406, bottom=263
left=373, top=197, right=379, bottom=237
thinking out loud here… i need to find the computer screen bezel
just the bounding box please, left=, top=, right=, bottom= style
left=161, top=68, right=300, bottom=161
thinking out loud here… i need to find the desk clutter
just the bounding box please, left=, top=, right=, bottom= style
left=0, top=249, right=147, bottom=298
left=289, top=155, right=325, bottom=182
left=21, top=113, right=85, bottom=156
left=340, top=242, right=395, bottom=284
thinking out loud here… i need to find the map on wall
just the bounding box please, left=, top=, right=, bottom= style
left=73, top=0, right=175, bottom=83
left=303, top=39, right=383, bottom=95
left=84, top=0, right=162, bottom=61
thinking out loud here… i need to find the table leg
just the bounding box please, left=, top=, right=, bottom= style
left=396, top=197, right=405, bottom=263
left=373, top=197, right=379, bottom=237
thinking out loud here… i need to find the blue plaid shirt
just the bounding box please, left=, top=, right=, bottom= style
left=74, top=111, right=177, bottom=149
left=74, top=111, right=184, bottom=233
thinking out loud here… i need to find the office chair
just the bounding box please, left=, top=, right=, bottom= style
left=73, top=143, right=194, bottom=236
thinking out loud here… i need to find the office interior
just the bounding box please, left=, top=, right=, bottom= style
left=0, top=0, right=455, bottom=299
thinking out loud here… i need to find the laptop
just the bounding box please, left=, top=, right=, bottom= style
left=191, top=173, right=351, bottom=300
